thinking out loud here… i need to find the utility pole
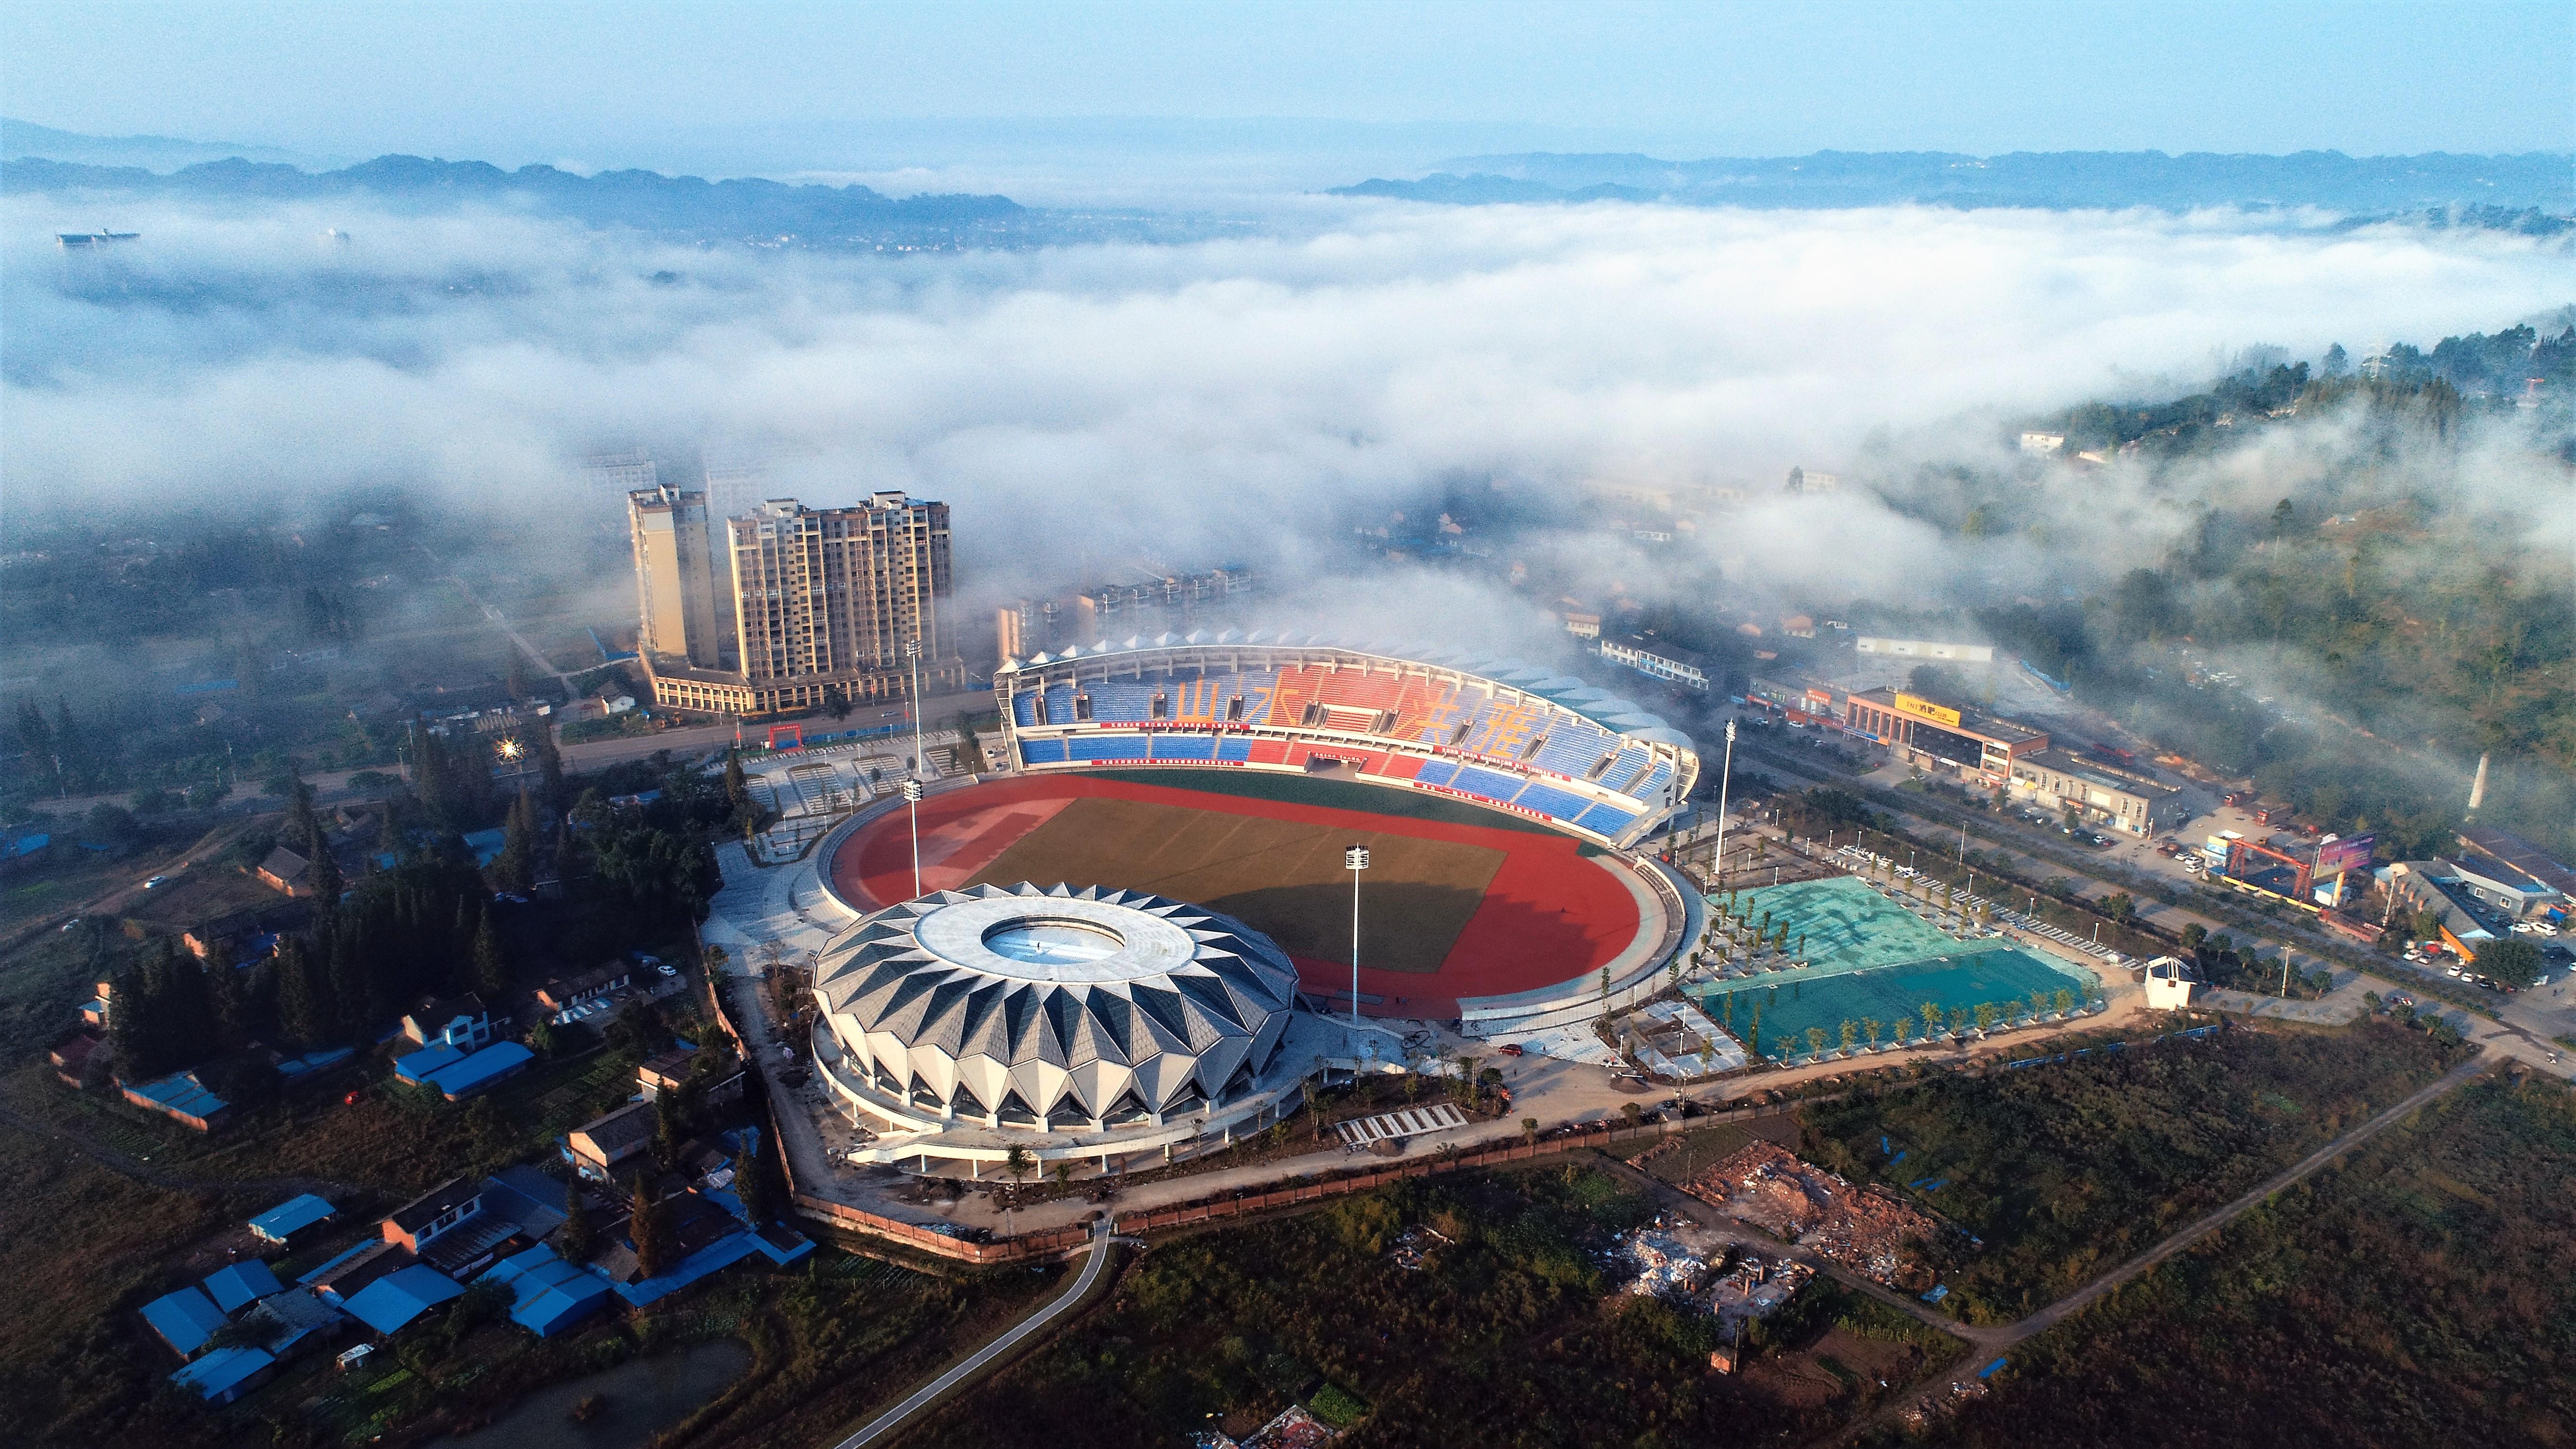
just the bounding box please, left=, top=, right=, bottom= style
left=1345, top=845, right=1370, bottom=1029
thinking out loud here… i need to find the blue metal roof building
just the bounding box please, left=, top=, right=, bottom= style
left=342, top=1264, right=465, bottom=1335
left=121, top=1070, right=233, bottom=1131
left=477, top=1246, right=615, bottom=1337
left=421, top=1041, right=534, bottom=1100
left=202, top=1259, right=283, bottom=1313
left=249, top=1193, right=338, bottom=1245
left=141, top=1286, right=230, bottom=1356
left=171, top=1344, right=275, bottom=1403
left=393, top=1042, right=468, bottom=1083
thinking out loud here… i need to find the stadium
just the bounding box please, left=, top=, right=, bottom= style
left=810, top=633, right=1706, bottom=1170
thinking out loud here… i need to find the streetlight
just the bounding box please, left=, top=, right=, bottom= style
left=1708, top=719, right=1737, bottom=891
left=1345, top=845, right=1370, bottom=1029
left=902, top=778, right=924, bottom=898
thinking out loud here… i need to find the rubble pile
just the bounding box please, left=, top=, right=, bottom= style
left=1616, top=1223, right=1714, bottom=1299
left=1680, top=1141, right=1938, bottom=1287
left=1708, top=1251, right=1814, bottom=1336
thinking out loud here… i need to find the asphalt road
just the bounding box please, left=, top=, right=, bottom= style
left=829, top=1218, right=1116, bottom=1449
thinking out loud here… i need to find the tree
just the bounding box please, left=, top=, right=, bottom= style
left=1920, top=1001, right=1944, bottom=1036
left=1521, top=1116, right=1540, bottom=1148
left=471, top=907, right=509, bottom=995
left=652, top=1090, right=683, bottom=1172
left=2054, top=988, right=2075, bottom=1014
left=490, top=789, right=537, bottom=893
left=1839, top=1020, right=1858, bottom=1050
left=1804, top=1026, right=1827, bottom=1058
left=559, top=1189, right=596, bottom=1263
left=737, top=1133, right=781, bottom=1227
left=1620, top=1102, right=1643, bottom=1128
left=2477, top=938, right=2544, bottom=989
left=631, top=1174, right=674, bottom=1280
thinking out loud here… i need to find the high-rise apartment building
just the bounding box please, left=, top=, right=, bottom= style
left=626, top=484, right=728, bottom=669
left=628, top=491, right=963, bottom=717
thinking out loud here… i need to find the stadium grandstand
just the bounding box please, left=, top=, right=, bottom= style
left=994, top=631, right=1701, bottom=848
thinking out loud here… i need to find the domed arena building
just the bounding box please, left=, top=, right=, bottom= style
left=811, top=881, right=1326, bottom=1174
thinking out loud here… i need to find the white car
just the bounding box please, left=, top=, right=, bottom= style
left=143, top=875, right=169, bottom=889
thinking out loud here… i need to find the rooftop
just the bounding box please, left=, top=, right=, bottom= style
left=341, top=1264, right=465, bottom=1335
left=388, top=1177, right=483, bottom=1234
left=202, top=1259, right=283, bottom=1314
left=422, top=1041, right=534, bottom=1096
left=171, top=1344, right=274, bottom=1401
left=249, top=1193, right=338, bottom=1242
left=140, top=1286, right=229, bottom=1356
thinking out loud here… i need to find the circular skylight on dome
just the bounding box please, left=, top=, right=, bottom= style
left=983, top=918, right=1125, bottom=966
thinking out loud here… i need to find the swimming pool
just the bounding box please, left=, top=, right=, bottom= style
left=1690, top=876, right=2098, bottom=1061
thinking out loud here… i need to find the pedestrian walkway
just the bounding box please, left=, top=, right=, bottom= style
left=1335, top=1103, right=1467, bottom=1150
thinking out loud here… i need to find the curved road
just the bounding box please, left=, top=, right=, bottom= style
left=830, top=1218, right=1117, bottom=1449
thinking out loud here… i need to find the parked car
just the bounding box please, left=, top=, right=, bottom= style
left=142, top=875, right=169, bottom=889
left=1498, top=1043, right=1525, bottom=1057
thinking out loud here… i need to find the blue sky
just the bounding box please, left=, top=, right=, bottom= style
left=5, top=0, right=2571, bottom=176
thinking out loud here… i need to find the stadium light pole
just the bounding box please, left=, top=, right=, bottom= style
left=902, top=778, right=924, bottom=899
left=1345, top=845, right=1370, bottom=1030
left=1709, top=718, right=1737, bottom=891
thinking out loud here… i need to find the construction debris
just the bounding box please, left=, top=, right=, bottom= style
left=1240, top=1404, right=1336, bottom=1448
left=1676, top=1141, right=1940, bottom=1288
left=1709, top=1251, right=1814, bottom=1337
left=1388, top=1224, right=1451, bottom=1272
left=1616, top=1221, right=1715, bottom=1300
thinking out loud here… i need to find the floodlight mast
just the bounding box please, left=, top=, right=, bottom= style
left=1345, top=845, right=1370, bottom=1029
left=1709, top=717, right=1737, bottom=891
left=906, top=637, right=926, bottom=898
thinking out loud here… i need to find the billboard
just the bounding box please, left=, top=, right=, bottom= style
left=1892, top=692, right=1963, bottom=728
left=2314, top=834, right=2376, bottom=879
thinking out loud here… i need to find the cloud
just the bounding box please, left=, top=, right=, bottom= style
left=3, top=195, right=2567, bottom=623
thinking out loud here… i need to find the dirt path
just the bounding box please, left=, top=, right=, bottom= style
left=0, top=1102, right=362, bottom=1202
left=1802, top=1051, right=2490, bottom=1446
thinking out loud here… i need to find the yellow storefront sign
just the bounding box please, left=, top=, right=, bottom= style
left=1892, top=692, right=1963, bottom=728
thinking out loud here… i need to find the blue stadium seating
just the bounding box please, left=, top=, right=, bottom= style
left=1528, top=722, right=1619, bottom=778
left=1633, top=761, right=1674, bottom=800
left=1598, top=744, right=1650, bottom=792
left=1043, top=683, right=1079, bottom=725
left=1215, top=737, right=1254, bottom=761
left=1450, top=765, right=1527, bottom=801
left=1413, top=760, right=1461, bottom=788
left=1012, top=694, right=1040, bottom=727
left=1151, top=734, right=1216, bottom=760
left=1512, top=782, right=1590, bottom=821
left=1065, top=734, right=1149, bottom=762
left=1019, top=739, right=1066, bottom=765
left=1574, top=802, right=1637, bottom=836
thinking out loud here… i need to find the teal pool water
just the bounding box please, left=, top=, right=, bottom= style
left=1691, top=876, right=2097, bottom=1061
left=1710, top=875, right=1966, bottom=971
left=1692, top=946, right=2093, bottom=1060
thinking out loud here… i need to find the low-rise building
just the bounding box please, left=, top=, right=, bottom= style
left=120, top=1068, right=233, bottom=1132
left=2451, top=826, right=2571, bottom=921
left=564, top=1099, right=658, bottom=1181
left=2006, top=748, right=2190, bottom=836
left=48, top=1031, right=102, bottom=1088
left=384, top=1178, right=486, bottom=1255
left=1845, top=688, right=2049, bottom=783
left=255, top=846, right=313, bottom=897
left=638, top=1046, right=744, bottom=1106
left=1597, top=632, right=1715, bottom=692
left=248, top=1193, right=338, bottom=1247
left=401, top=993, right=495, bottom=1050
left=537, top=964, right=632, bottom=1014
left=141, top=1286, right=230, bottom=1358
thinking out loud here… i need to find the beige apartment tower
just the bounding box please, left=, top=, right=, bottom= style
left=629, top=490, right=964, bottom=718
left=626, top=484, right=726, bottom=669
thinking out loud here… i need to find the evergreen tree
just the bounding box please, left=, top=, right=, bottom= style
left=533, top=721, right=564, bottom=808
left=50, top=695, right=80, bottom=773
left=631, top=1174, right=673, bottom=1280
left=491, top=789, right=536, bottom=893
left=471, top=907, right=509, bottom=996
left=558, top=1189, right=595, bottom=1264
left=736, top=1128, right=780, bottom=1226
left=274, top=935, right=327, bottom=1045
left=10, top=697, right=49, bottom=757
left=652, top=1090, right=683, bottom=1172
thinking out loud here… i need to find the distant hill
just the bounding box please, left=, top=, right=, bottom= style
left=2, top=152, right=1027, bottom=245
left=1, top=116, right=333, bottom=172
left=1332, top=149, right=2576, bottom=213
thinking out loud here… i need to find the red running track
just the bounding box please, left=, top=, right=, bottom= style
left=829, top=774, right=1642, bottom=1019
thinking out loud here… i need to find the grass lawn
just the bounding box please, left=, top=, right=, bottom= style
left=1797, top=1021, right=2464, bottom=1322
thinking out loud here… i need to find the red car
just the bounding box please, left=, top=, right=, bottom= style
left=1498, top=1043, right=1526, bottom=1057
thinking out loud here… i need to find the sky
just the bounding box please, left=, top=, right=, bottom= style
left=5, top=0, right=2572, bottom=182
